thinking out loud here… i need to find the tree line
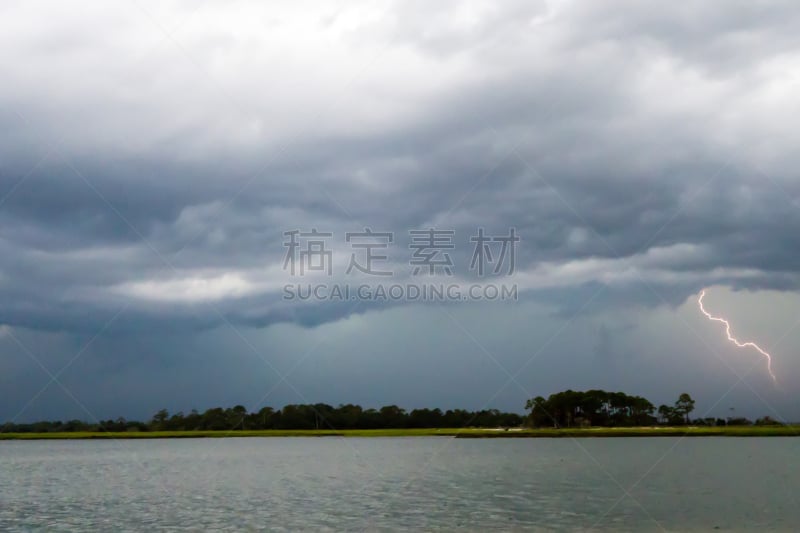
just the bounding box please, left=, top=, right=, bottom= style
left=525, top=390, right=701, bottom=428
left=1, top=404, right=524, bottom=433
left=1, top=392, right=781, bottom=433
left=524, top=389, right=782, bottom=428
left=525, top=389, right=695, bottom=427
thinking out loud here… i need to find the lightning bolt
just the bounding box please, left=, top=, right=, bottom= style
left=698, top=289, right=777, bottom=384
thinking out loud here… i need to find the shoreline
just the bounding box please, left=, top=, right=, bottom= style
left=1, top=426, right=798, bottom=440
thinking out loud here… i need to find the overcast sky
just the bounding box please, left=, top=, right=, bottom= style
left=2, top=0, right=800, bottom=423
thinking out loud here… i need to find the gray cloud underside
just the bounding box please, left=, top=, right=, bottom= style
left=1, top=0, right=800, bottom=335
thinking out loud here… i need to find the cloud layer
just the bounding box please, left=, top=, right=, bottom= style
left=1, top=0, right=799, bottom=420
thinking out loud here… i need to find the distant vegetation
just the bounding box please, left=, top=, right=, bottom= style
left=526, top=390, right=697, bottom=428
left=0, top=391, right=783, bottom=435
left=526, top=390, right=783, bottom=428
left=1, top=404, right=524, bottom=434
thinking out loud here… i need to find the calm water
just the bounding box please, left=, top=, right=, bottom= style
left=1, top=437, right=799, bottom=531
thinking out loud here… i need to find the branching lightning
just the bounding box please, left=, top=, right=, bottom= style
left=698, top=289, right=777, bottom=384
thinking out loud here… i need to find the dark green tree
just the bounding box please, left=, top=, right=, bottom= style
left=674, top=393, right=696, bottom=424
left=152, top=409, right=169, bottom=430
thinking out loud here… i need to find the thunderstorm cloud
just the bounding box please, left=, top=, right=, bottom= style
left=1, top=0, right=799, bottom=422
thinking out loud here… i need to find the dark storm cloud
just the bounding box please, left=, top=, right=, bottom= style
left=2, top=1, right=800, bottom=422
left=0, top=3, right=798, bottom=340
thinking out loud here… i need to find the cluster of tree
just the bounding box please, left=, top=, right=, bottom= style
left=691, top=416, right=785, bottom=427
left=0, top=419, right=148, bottom=434
left=3, top=393, right=782, bottom=433
left=524, top=390, right=698, bottom=428
left=655, top=393, right=696, bottom=425
left=1, top=404, right=524, bottom=433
